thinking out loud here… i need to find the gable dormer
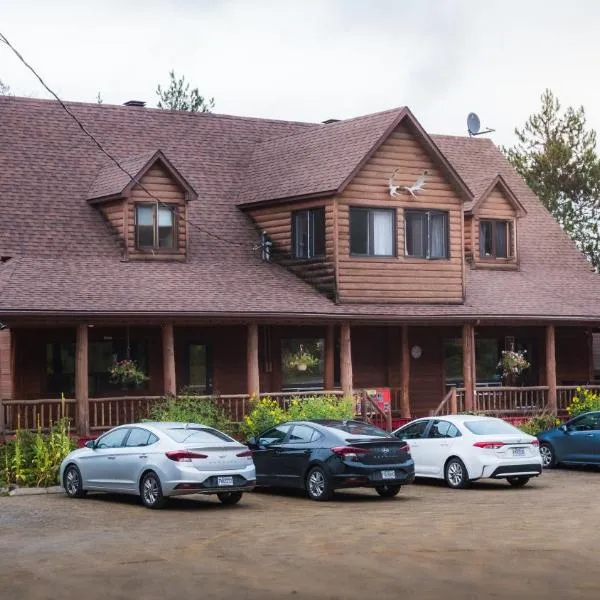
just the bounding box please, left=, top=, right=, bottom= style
left=464, top=175, right=526, bottom=269
left=87, top=150, right=197, bottom=261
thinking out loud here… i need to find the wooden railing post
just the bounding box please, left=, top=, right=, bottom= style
left=450, top=386, right=458, bottom=414
left=162, top=323, right=176, bottom=396
left=400, top=325, right=411, bottom=419
left=247, top=323, right=260, bottom=398
left=0, top=397, right=5, bottom=442
left=340, top=322, right=353, bottom=398
left=546, top=324, right=557, bottom=413
left=75, top=324, right=89, bottom=437
left=462, top=323, right=475, bottom=412
left=324, top=324, right=335, bottom=390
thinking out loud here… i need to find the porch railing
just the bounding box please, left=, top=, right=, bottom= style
left=0, top=398, right=77, bottom=434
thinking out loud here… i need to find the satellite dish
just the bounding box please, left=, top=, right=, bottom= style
left=467, top=112, right=495, bottom=137
left=467, top=113, right=480, bottom=136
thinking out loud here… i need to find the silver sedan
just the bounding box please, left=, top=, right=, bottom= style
left=59, top=422, right=256, bottom=509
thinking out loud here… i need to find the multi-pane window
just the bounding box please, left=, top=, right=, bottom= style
left=292, top=208, right=325, bottom=259
left=405, top=210, right=448, bottom=259
left=349, top=207, right=395, bottom=256
left=136, top=204, right=175, bottom=250
left=479, top=220, right=513, bottom=259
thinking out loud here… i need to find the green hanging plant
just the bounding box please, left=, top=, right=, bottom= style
left=109, top=359, right=149, bottom=386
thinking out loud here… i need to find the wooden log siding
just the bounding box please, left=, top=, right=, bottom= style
left=336, top=125, right=464, bottom=303
left=247, top=201, right=335, bottom=294
left=127, top=163, right=187, bottom=259
left=99, top=199, right=125, bottom=243
left=472, top=186, right=518, bottom=266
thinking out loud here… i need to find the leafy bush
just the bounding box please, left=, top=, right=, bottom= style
left=518, top=412, right=561, bottom=436
left=147, top=395, right=233, bottom=435
left=241, top=395, right=354, bottom=438
left=0, top=417, right=75, bottom=488
left=566, top=387, right=600, bottom=417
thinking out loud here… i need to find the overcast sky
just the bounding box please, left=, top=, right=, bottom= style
left=2, top=0, right=600, bottom=147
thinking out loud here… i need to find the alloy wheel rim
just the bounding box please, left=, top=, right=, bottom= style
left=143, top=477, right=159, bottom=505
left=66, top=468, right=79, bottom=495
left=447, top=462, right=463, bottom=486
left=540, top=446, right=552, bottom=467
left=309, top=471, right=325, bottom=497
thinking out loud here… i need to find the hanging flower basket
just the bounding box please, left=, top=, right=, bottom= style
left=497, top=349, right=529, bottom=382
left=285, top=348, right=320, bottom=372
left=109, top=359, right=149, bottom=387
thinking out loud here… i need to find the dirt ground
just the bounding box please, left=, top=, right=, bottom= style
left=1, top=469, right=599, bottom=600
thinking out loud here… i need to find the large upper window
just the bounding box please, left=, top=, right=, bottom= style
left=405, top=210, right=448, bottom=259
left=350, top=207, right=395, bottom=256
left=480, top=220, right=513, bottom=259
left=136, top=204, right=175, bottom=250
left=292, top=208, right=325, bottom=259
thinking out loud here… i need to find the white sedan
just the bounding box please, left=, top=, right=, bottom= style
left=392, top=415, right=542, bottom=488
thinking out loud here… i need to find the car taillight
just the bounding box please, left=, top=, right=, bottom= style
left=473, top=441, right=505, bottom=450
left=530, top=440, right=539, bottom=447
left=236, top=449, right=253, bottom=458
left=166, top=450, right=208, bottom=462
left=332, top=446, right=369, bottom=460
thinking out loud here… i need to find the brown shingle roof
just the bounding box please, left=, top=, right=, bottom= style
left=0, top=97, right=598, bottom=322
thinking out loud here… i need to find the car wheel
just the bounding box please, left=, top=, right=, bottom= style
left=217, top=491, right=243, bottom=505
left=444, top=458, right=470, bottom=489
left=539, top=443, right=557, bottom=469
left=306, top=466, right=333, bottom=501
left=140, top=471, right=167, bottom=509
left=507, top=476, right=530, bottom=488
left=375, top=484, right=401, bottom=498
left=63, top=464, right=87, bottom=498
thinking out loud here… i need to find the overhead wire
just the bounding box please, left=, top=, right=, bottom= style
left=0, top=31, right=248, bottom=248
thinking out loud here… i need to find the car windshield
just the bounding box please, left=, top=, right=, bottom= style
left=463, top=420, right=523, bottom=435
left=166, top=427, right=234, bottom=444
left=323, top=421, right=391, bottom=438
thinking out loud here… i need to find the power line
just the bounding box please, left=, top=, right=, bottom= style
left=0, top=31, right=247, bottom=248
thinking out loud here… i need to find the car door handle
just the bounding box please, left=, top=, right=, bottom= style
left=586, top=434, right=595, bottom=437
left=139, top=455, right=148, bottom=459
left=107, top=456, right=116, bottom=460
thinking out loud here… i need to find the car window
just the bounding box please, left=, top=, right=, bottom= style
left=166, top=428, right=235, bottom=444
left=569, top=414, right=600, bottom=432
left=96, top=428, right=129, bottom=449
left=463, top=420, right=523, bottom=435
left=428, top=421, right=461, bottom=439
left=397, top=420, right=429, bottom=440
left=322, top=421, right=390, bottom=437
left=258, top=424, right=291, bottom=446
left=288, top=425, right=316, bottom=444
left=125, top=428, right=158, bottom=447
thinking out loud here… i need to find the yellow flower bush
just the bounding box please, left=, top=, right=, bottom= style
left=566, top=387, right=600, bottom=417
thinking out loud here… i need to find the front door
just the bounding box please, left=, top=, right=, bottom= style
left=186, top=343, right=212, bottom=393
left=563, top=413, right=600, bottom=463
left=252, top=424, right=292, bottom=485
left=394, top=419, right=430, bottom=476
left=81, top=428, right=130, bottom=490
left=273, top=424, right=319, bottom=487
left=420, top=419, right=461, bottom=476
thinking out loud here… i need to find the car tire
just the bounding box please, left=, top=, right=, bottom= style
left=217, top=491, right=243, bottom=505
left=444, top=458, right=470, bottom=489
left=375, top=484, right=401, bottom=498
left=507, top=476, right=530, bottom=488
left=63, top=464, right=87, bottom=499
left=539, top=443, right=557, bottom=469
left=306, top=466, right=333, bottom=501
left=140, top=471, right=167, bottom=509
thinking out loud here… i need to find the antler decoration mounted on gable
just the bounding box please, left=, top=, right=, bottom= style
left=388, top=169, right=429, bottom=199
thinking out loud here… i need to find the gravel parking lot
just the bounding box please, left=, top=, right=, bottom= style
left=1, top=469, right=599, bottom=600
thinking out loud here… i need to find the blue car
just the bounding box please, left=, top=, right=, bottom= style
left=537, top=411, right=600, bottom=468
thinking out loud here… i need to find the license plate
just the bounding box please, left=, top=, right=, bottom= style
left=512, top=447, right=525, bottom=457
left=381, top=470, right=395, bottom=480
left=217, top=476, right=234, bottom=486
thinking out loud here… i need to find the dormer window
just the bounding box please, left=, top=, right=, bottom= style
left=136, top=204, right=176, bottom=250
left=292, top=208, right=325, bottom=259
left=480, top=219, right=513, bottom=259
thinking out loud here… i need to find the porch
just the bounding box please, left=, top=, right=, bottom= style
left=0, top=320, right=598, bottom=437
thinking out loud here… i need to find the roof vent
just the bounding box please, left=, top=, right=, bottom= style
left=124, top=100, right=146, bottom=107
left=322, top=118, right=340, bottom=124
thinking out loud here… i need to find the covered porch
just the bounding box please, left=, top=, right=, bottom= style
left=0, top=319, right=598, bottom=436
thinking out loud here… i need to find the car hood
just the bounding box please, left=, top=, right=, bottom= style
left=537, top=426, right=562, bottom=439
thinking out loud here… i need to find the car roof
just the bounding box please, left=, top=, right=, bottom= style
left=102, top=422, right=213, bottom=433
left=404, top=415, right=500, bottom=424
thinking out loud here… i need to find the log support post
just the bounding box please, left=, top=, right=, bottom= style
left=462, top=323, right=475, bottom=412
left=75, top=324, right=89, bottom=437
left=324, top=324, right=335, bottom=390
left=546, top=324, right=557, bottom=413
left=340, top=322, right=353, bottom=398
left=247, top=323, right=260, bottom=398
left=400, top=325, right=411, bottom=418
left=162, top=324, right=176, bottom=396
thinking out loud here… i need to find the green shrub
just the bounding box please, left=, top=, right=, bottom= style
left=147, top=395, right=232, bottom=435
left=566, top=387, right=600, bottom=417
left=0, top=417, right=75, bottom=488
left=241, top=395, right=354, bottom=439
left=518, top=412, right=561, bottom=436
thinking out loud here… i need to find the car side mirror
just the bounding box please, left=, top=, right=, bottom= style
left=560, top=424, right=569, bottom=433
left=85, top=440, right=96, bottom=449
left=247, top=436, right=257, bottom=447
